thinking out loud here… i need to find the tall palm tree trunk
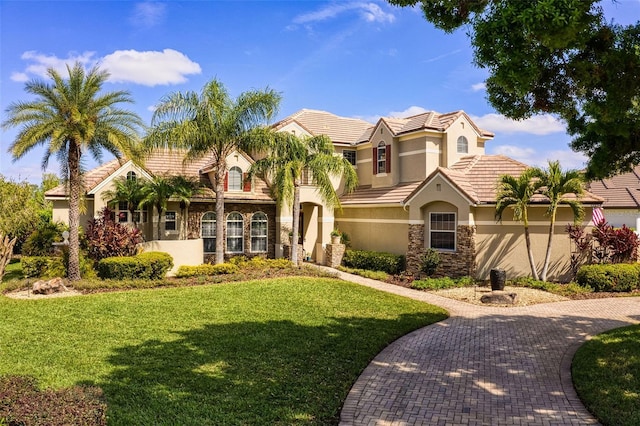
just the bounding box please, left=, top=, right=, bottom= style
left=67, top=141, right=82, bottom=281
left=291, top=180, right=301, bottom=266
left=214, top=167, right=226, bottom=265
left=540, top=212, right=557, bottom=282
left=523, top=225, right=539, bottom=280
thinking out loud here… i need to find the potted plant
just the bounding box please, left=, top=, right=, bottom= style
left=330, top=228, right=342, bottom=244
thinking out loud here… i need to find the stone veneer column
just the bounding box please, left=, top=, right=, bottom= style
left=406, top=224, right=425, bottom=275
left=406, top=224, right=476, bottom=278
left=325, top=243, right=345, bottom=268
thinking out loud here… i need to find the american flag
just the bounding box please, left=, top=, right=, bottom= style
left=592, top=207, right=605, bottom=225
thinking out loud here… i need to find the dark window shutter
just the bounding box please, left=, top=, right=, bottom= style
left=372, top=147, right=378, bottom=175
left=243, top=173, right=251, bottom=192
left=385, top=145, right=391, bottom=174
left=224, top=172, right=229, bottom=191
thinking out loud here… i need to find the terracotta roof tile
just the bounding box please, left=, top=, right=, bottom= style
left=45, top=149, right=274, bottom=202
left=340, top=181, right=422, bottom=205
left=404, top=155, right=602, bottom=206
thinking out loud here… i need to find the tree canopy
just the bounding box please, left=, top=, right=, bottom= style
left=388, top=0, right=640, bottom=178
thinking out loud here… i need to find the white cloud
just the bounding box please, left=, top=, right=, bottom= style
left=389, top=106, right=429, bottom=118
left=19, top=50, right=96, bottom=79
left=130, top=2, right=166, bottom=28
left=10, top=72, right=29, bottom=82
left=101, top=49, right=201, bottom=86
left=472, top=113, right=566, bottom=135
left=492, top=145, right=587, bottom=169
left=11, top=49, right=201, bottom=87
left=292, top=2, right=395, bottom=27
left=471, top=82, right=486, bottom=92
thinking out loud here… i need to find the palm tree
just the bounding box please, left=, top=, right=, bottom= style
left=495, top=169, right=540, bottom=280
left=249, top=132, right=358, bottom=266
left=2, top=63, right=142, bottom=280
left=145, top=79, right=280, bottom=264
left=170, top=175, right=202, bottom=239
left=102, top=175, right=146, bottom=228
left=532, top=161, right=584, bottom=281
left=139, top=175, right=175, bottom=241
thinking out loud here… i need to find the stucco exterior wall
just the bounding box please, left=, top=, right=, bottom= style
left=335, top=206, right=409, bottom=255
left=442, top=116, right=487, bottom=168
left=140, top=239, right=204, bottom=276
left=355, top=145, right=373, bottom=187
left=602, top=209, right=640, bottom=229
left=474, top=205, right=588, bottom=281
left=407, top=174, right=472, bottom=223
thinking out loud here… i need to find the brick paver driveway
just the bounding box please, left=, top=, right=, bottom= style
left=333, top=271, right=640, bottom=425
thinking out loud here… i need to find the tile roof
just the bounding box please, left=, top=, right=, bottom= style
left=340, top=181, right=423, bottom=205
left=45, top=149, right=274, bottom=202
left=404, top=155, right=602, bottom=206
left=385, top=110, right=494, bottom=138
left=272, top=109, right=373, bottom=144
left=587, top=165, right=640, bottom=208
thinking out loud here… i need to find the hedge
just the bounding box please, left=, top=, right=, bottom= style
left=175, top=263, right=240, bottom=278
left=20, top=255, right=96, bottom=279
left=576, top=263, right=640, bottom=292
left=96, top=252, right=173, bottom=280
left=342, top=250, right=405, bottom=275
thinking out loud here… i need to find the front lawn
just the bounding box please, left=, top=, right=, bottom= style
left=0, top=277, right=447, bottom=425
left=572, top=324, right=640, bottom=426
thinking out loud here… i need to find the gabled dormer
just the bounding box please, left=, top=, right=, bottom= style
left=201, top=150, right=255, bottom=195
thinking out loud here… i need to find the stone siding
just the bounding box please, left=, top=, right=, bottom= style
left=406, top=224, right=476, bottom=278
left=187, top=202, right=277, bottom=263
left=325, top=243, right=346, bottom=268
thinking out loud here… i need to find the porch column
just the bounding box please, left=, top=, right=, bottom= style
left=406, top=223, right=425, bottom=275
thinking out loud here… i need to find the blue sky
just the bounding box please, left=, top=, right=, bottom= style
left=1, top=0, right=639, bottom=183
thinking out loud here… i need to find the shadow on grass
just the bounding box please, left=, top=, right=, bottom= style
left=572, top=324, right=640, bottom=426
left=97, top=312, right=445, bottom=425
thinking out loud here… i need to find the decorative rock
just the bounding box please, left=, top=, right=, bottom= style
left=480, top=291, right=518, bottom=305
left=32, top=277, right=68, bottom=295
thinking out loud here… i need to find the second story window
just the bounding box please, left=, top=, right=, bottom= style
left=457, top=136, right=468, bottom=154
left=228, top=166, right=242, bottom=191
left=343, top=150, right=356, bottom=166
left=373, top=142, right=390, bottom=175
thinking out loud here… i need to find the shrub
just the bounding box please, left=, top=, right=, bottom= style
left=342, top=250, right=405, bottom=275
left=21, top=221, right=66, bottom=256
left=21, top=251, right=96, bottom=280
left=420, top=249, right=440, bottom=277
left=175, top=263, right=240, bottom=278
left=96, top=252, right=173, bottom=280
left=576, top=263, right=640, bottom=292
left=21, top=256, right=50, bottom=278
left=229, top=256, right=293, bottom=270
left=85, top=207, right=143, bottom=262
left=411, top=276, right=476, bottom=290
left=0, top=375, right=106, bottom=426
left=136, top=252, right=174, bottom=279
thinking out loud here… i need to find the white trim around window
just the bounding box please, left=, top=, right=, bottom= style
left=429, top=212, right=456, bottom=251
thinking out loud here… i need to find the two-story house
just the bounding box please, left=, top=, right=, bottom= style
left=46, top=108, right=602, bottom=280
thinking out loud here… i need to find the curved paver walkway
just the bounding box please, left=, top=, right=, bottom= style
left=327, top=269, right=640, bottom=426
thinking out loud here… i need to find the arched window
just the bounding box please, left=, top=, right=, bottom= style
left=226, top=212, right=244, bottom=253
left=251, top=212, right=268, bottom=253
left=126, top=171, right=137, bottom=181
left=201, top=212, right=216, bottom=253
left=457, top=136, right=468, bottom=154
left=228, top=166, right=242, bottom=191
left=377, top=141, right=386, bottom=174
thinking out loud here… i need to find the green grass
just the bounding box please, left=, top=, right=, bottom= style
left=572, top=324, right=640, bottom=425
left=0, top=277, right=447, bottom=425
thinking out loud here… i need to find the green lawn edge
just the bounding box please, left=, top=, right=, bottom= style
left=572, top=324, right=640, bottom=426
